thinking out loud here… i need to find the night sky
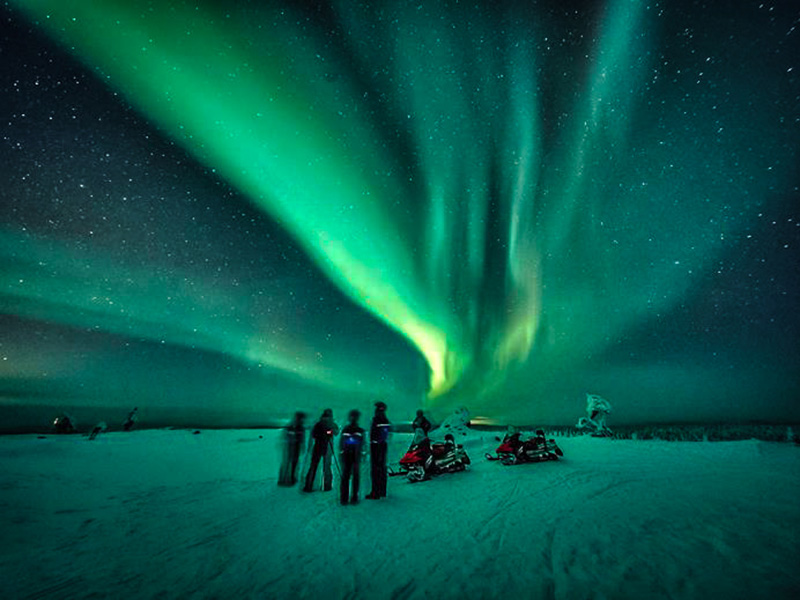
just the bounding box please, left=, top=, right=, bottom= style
left=1, top=0, right=798, bottom=429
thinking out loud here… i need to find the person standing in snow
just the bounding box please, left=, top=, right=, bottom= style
left=303, top=409, right=339, bottom=493
left=122, top=407, right=138, bottom=432
left=412, top=409, right=431, bottom=436
left=366, top=401, right=391, bottom=500
left=278, top=411, right=306, bottom=486
left=339, top=410, right=365, bottom=505
left=88, top=421, right=107, bottom=440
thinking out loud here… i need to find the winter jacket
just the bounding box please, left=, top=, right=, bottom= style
left=311, top=418, right=339, bottom=447
left=285, top=422, right=305, bottom=448
left=370, top=414, right=391, bottom=444
left=412, top=416, right=431, bottom=434
left=340, top=424, right=365, bottom=454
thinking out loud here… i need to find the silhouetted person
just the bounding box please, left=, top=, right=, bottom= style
left=278, top=412, right=306, bottom=486
left=366, top=401, right=390, bottom=500
left=412, top=409, right=431, bottom=435
left=303, top=409, right=339, bottom=492
left=123, top=407, right=138, bottom=432
left=339, top=410, right=365, bottom=505
left=88, top=421, right=107, bottom=440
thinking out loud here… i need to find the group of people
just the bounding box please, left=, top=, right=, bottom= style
left=279, top=402, right=406, bottom=505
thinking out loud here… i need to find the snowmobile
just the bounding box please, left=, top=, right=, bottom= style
left=486, top=430, right=563, bottom=465
left=392, top=434, right=471, bottom=482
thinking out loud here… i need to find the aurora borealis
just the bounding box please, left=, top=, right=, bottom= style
left=2, top=1, right=798, bottom=427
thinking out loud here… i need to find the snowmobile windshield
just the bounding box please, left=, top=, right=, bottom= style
left=412, top=428, right=427, bottom=445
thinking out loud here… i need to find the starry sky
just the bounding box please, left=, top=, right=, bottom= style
left=1, top=0, right=798, bottom=429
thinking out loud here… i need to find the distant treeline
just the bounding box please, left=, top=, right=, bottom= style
left=535, top=423, right=799, bottom=443
left=2, top=414, right=799, bottom=443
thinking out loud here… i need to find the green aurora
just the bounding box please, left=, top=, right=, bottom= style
left=2, top=0, right=798, bottom=425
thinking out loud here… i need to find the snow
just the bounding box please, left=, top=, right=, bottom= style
left=1, top=430, right=798, bottom=599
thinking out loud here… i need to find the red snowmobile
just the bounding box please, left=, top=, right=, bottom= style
left=486, top=430, right=563, bottom=465
left=393, top=434, right=471, bottom=482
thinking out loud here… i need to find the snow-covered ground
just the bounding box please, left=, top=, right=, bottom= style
left=1, top=429, right=798, bottom=599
